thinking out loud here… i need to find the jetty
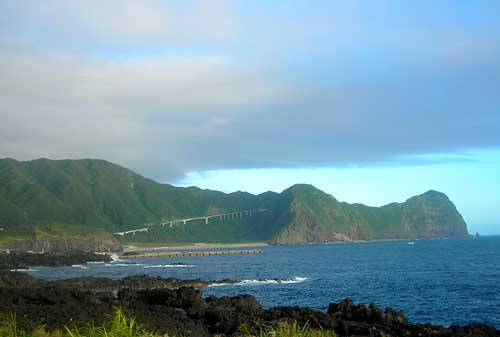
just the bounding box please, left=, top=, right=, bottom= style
left=120, top=249, right=264, bottom=259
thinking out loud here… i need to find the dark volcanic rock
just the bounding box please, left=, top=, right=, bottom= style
left=264, top=306, right=331, bottom=329
left=205, top=294, right=263, bottom=334
left=0, top=252, right=111, bottom=270
left=0, top=270, right=44, bottom=288
left=119, top=287, right=211, bottom=336
left=0, top=285, right=114, bottom=331
left=0, top=272, right=498, bottom=337
left=120, top=286, right=208, bottom=317
left=0, top=272, right=237, bottom=292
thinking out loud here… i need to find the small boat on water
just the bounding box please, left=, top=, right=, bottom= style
left=408, top=241, right=415, bottom=245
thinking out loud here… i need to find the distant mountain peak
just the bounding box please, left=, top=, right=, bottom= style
left=422, top=189, right=447, bottom=197
left=0, top=158, right=468, bottom=245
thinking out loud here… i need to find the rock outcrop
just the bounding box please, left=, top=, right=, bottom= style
left=0, top=271, right=497, bottom=337
left=1, top=234, right=122, bottom=253
left=272, top=185, right=468, bottom=244
left=0, top=252, right=111, bottom=270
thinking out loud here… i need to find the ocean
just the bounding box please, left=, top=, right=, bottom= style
left=23, top=236, right=500, bottom=328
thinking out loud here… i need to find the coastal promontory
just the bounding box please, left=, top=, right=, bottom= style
left=0, top=158, right=468, bottom=248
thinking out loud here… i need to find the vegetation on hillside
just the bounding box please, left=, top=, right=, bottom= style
left=0, top=158, right=468, bottom=244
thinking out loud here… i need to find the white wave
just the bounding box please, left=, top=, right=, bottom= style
left=238, top=277, right=308, bottom=285
left=209, top=276, right=308, bottom=287
left=208, top=282, right=235, bottom=287
left=71, top=264, right=89, bottom=269
left=10, top=268, right=39, bottom=272
left=110, top=253, right=121, bottom=262
left=143, top=264, right=195, bottom=268
left=104, top=263, right=145, bottom=267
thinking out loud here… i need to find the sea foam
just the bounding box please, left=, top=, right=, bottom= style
left=209, top=276, right=308, bottom=287
left=143, top=264, right=195, bottom=268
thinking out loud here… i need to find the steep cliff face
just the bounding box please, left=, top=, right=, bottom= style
left=0, top=159, right=468, bottom=246
left=399, top=190, right=468, bottom=238
left=271, top=185, right=468, bottom=244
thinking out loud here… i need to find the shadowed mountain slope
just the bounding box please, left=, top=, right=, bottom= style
left=0, top=158, right=468, bottom=244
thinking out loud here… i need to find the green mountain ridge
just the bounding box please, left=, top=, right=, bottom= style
left=0, top=158, right=468, bottom=244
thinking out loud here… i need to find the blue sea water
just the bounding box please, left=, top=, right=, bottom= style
left=24, top=237, right=500, bottom=328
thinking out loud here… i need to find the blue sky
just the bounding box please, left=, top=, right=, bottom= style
left=1, top=1, right=499, bottom=233
left=180, top=149, right=500, bottom=235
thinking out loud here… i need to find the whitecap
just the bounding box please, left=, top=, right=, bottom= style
left=104, top=263, right=145, bottom=267
left=208, top=282, right=235, bottom=287
left=143, top=264, right=195, bottom=268
left=209, top=276, right=308, bottom=287
left=110, top=253, right=121, bottom=262
left=71, top=264, right=89, bottom=269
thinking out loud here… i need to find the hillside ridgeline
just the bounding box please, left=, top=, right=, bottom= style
left=0, top=158, right=468, bottom=245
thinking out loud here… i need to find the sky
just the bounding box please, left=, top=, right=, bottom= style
left=1, top=1, right=499, bottom=234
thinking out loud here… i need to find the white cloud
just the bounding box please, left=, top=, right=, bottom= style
left=1, top=1, right=500, bottom=181
left=0, top=44, right=292, bottom=179
left=1, top=0, right=236, bottom=49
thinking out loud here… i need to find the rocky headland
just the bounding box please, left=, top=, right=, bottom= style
left=0, top=158, right=469, bottom=246
left=0, top=271, right=497, bottom=337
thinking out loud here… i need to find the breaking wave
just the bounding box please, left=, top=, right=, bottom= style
left=71, top=264, right=89, bottom=269
left=104, top=263, right=145, bottom=267
left=209, top=276, right=308, bottom=287
left=143, top=264, right=195, bottom=268
left=110, top=253, right=121, bottom=262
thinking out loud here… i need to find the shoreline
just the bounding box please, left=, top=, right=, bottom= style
left=122, top=242, right=269, bottom=252
left=0, top=270, right=498, bottom=336
left=121, top=236, right=475, bottom=253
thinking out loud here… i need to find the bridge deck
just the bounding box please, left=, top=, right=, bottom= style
left=114, top=209, right=267, bottom=236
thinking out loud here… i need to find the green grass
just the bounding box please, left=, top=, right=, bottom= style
left=239, top=321, right=337, bottom=337
left=64, top=309, right=158, bottom=337
left=0, top=309, right=162, bottom=337
left=0, top=309, right=337, bottom=337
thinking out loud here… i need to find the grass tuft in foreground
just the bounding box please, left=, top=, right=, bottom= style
left=64, top=308, right=159, bottom=337
left=1, top=309, right=336, bottom=337
left=239, top=321, right=337, bottom=337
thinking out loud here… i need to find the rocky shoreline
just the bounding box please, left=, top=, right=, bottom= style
left=0, top=271, right=497, bottom=337
left=0, top=251, right=112, bottom=270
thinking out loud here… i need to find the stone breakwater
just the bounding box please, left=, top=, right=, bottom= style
left=121, top=249, right=264, bottom=259
left=0, top=271, right=498, bottom=337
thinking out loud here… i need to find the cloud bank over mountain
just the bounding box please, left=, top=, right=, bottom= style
left=1, top=1, right=500, bottom=181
